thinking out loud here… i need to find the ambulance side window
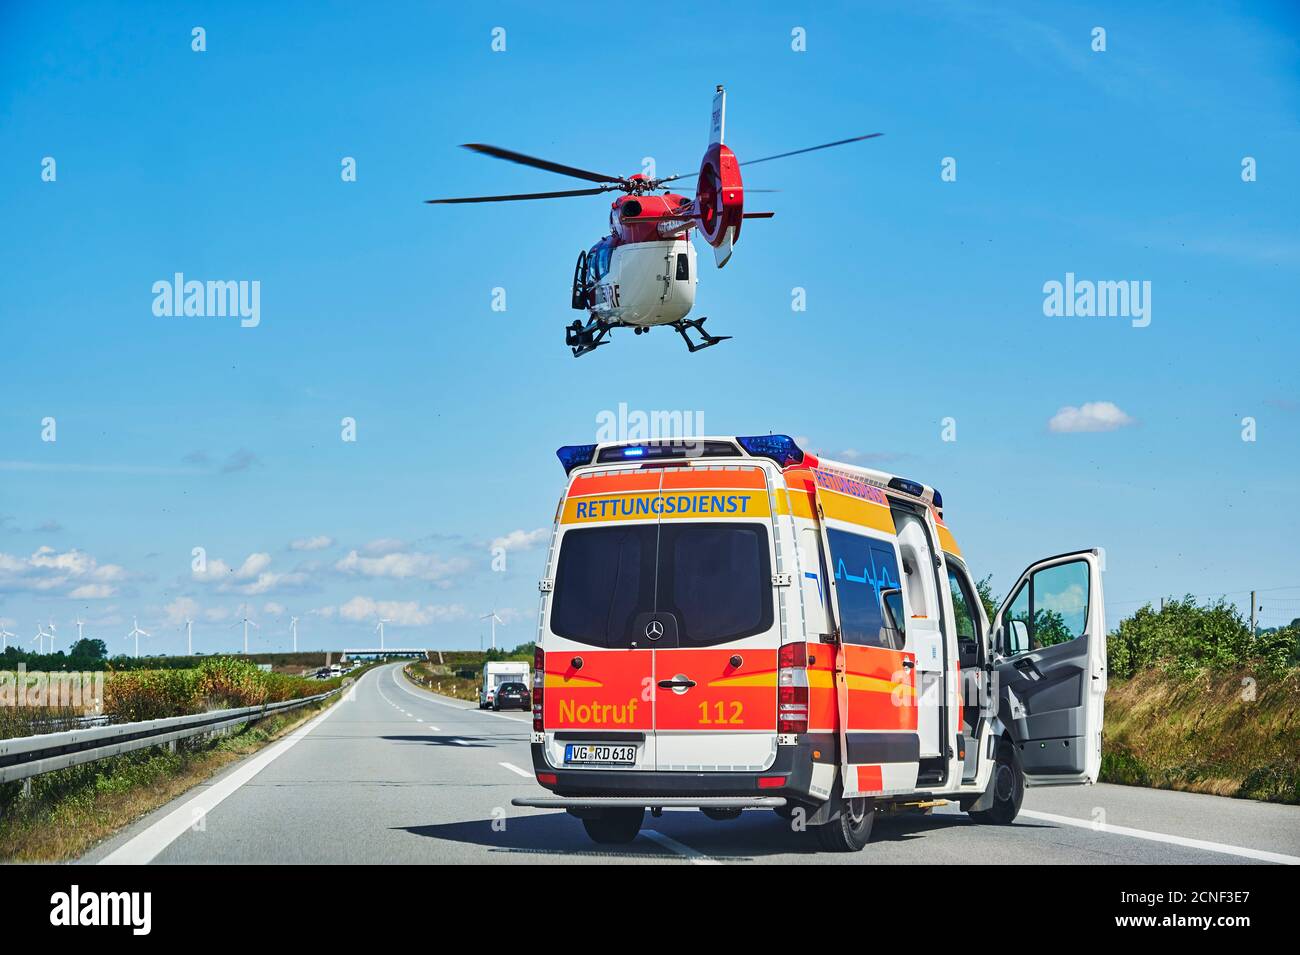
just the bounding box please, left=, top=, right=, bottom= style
left=946, top=562, right=983, bottom=666
left=1000, top=560, right=1090, bottom=655
left=825, top=529, right=904, bottom=648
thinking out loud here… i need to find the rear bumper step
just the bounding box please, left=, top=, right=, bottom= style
left=512, top=795, right=787, bottom=810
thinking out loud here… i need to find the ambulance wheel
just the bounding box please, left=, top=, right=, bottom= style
left=968, top=742, right=1024, bottom=825
left=701, top=807, right=742, bottom=821
left=813, top=797, right=875, bottom=852
left=581, top=808, right=644, bottom=844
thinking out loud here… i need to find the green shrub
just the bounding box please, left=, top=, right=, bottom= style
left=1107, top=597, right=1298, bottom=678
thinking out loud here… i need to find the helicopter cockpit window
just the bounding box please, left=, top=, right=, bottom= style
left=597, top=245, right=611, bottom=278
left=587, top=250, right=599, bottom=283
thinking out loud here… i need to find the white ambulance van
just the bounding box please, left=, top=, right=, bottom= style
left=512, top=435, right=1107, bottom=851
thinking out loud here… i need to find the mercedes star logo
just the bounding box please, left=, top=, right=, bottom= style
left=645, top=620, right=665, bottom=640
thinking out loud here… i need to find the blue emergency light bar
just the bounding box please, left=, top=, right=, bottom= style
left=556, top=444, right=597, bottom=474
left=737, top=434, right=805, bottom=467
left=887, top=476, right=926, bottom=498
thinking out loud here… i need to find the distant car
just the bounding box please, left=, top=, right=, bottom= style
left=315, top=668, right=331, bottom=679
left=493, top=681, right=531, bottom=711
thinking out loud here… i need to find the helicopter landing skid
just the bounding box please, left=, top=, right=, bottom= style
left=566, top=318, right=612, bottom=358
left=670, top=316, right=731, bottom=353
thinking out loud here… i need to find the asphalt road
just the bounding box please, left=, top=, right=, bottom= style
left=83, top=663, right=1300, bottom=865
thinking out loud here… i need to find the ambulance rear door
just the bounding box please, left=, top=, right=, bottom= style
left=652, top=464, right=781, bottom=772
left=541, top=469, right=661, bottom=773
left=809, top=467, right=921, bottom=798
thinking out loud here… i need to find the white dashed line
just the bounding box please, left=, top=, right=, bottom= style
left=499, top=761, right=533, bottom=778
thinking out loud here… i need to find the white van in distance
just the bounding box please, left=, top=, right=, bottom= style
left=480, top=661, right=530, bottom=709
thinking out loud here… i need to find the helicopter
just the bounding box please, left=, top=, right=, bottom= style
left=426, top=87, right=881, bottom=357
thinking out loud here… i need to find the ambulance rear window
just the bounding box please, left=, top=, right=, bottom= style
left=549, top=523, right=773, bottom=648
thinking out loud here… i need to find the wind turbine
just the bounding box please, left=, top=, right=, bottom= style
left=181, top=617, right=194, bottom=656
left=0, top=624, right=15, bottom=651
left=374, top=617, right=391, bottom=651
left=32, top=621, right=52, bottom=654
left=289, top=615, right=299, bottom=652
left=126, top=617, right=150, bottom=659
left=74, top=616, right=85, bottom=642
left=232, top=610, right=258, bottom=654
left=480, top=610, right=504, bottom=650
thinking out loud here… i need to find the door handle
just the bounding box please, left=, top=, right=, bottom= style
left=901, top=659, right=916, bottom=669
left=657, top=678, right=697, bottom=689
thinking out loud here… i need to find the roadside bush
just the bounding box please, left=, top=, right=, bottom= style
left=1107, top=597, right=1298, bottom=678
left=103, top=668, right=200, bottom=722
left=102, top=657, right=338, bottom=721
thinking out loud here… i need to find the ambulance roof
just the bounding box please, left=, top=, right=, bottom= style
left=556, top=435, right=943, bottom=512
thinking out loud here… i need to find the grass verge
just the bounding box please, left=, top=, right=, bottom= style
left=1101, top=668, right=1300, bottom=803
left=405, top=659, right=480, bottom=702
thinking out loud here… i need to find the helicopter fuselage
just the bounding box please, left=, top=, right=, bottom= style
left=576, top=189, right=699, bottom=328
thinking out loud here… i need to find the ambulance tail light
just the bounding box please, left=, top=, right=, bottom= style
left=532, top=646, right=545, bottom=732
left=777, top=641, right=809, bottom=734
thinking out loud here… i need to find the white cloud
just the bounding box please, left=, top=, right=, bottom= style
left=336, top=596, right=469, bottom=627
left=1048, top=401, right=1136, bottom=433
left=361, top=538, right=407, bottom=556
left=0, top=546, right=126, bottom=598
left=164, top=597, right=201, bottom=625
left=289, top=535, right=334, bottom=551
left=263, top=601, right=286, bottom=616
left=334, top=549, right=468, bottom=584
left=69, top=584, right=116, bottom=599
left=192, top=551, right=308, bottom=595
left=490, top=528, right=548, bottom=552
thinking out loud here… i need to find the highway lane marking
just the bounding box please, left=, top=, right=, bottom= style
left=450, top=738, right=471, bottom=746
left=96, top=668, right=366, bottom=865
left=641, top=829, right=720, bottom=865
left=1020, top=809, right=1300, bottom=865
left=499, top=761, right=533, bottom=778
left=390, top=666, right=530, bottom=724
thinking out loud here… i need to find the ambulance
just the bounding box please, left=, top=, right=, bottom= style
left=512, top=436, right=1106, bottom=851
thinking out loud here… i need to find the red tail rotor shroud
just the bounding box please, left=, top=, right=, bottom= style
left=695, top=142, right=744, bottom=248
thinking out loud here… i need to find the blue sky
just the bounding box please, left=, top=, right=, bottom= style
left=2, top=1, right=1298, bottom=655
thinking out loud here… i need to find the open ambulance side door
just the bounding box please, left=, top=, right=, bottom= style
left=990, top=549, right=1106, bottom=784
left=810, top=476, right=921, bottom=800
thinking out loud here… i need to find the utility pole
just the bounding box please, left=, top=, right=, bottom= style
left=1249, top=590, right=1257, bottom=637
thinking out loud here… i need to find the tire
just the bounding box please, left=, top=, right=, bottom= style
left=701, top=807, right=742, bottom=821
left=581, top=808, right=644, bottom=844
left=813, top=797, right=875, bottom=852
left=968, top=742, right=1024, bottom=825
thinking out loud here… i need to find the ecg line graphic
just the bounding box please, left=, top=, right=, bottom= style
left=835, top=548, right=900, bottom=602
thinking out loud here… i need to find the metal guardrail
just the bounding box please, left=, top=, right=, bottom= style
left=0, top=689, right=340, bottom=785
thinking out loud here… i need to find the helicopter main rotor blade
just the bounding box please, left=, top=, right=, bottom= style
left=657, top=133, right=882, bottom=185
left=662, top=187, right=782, bottom=193
left=460, top=143, right=624, bottom=185
left=738, top=132, right=882, bottom=169
left=425, top=186, right=615, bottom=204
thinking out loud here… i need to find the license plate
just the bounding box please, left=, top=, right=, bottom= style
left=564, top=743, right=637, bottom=765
